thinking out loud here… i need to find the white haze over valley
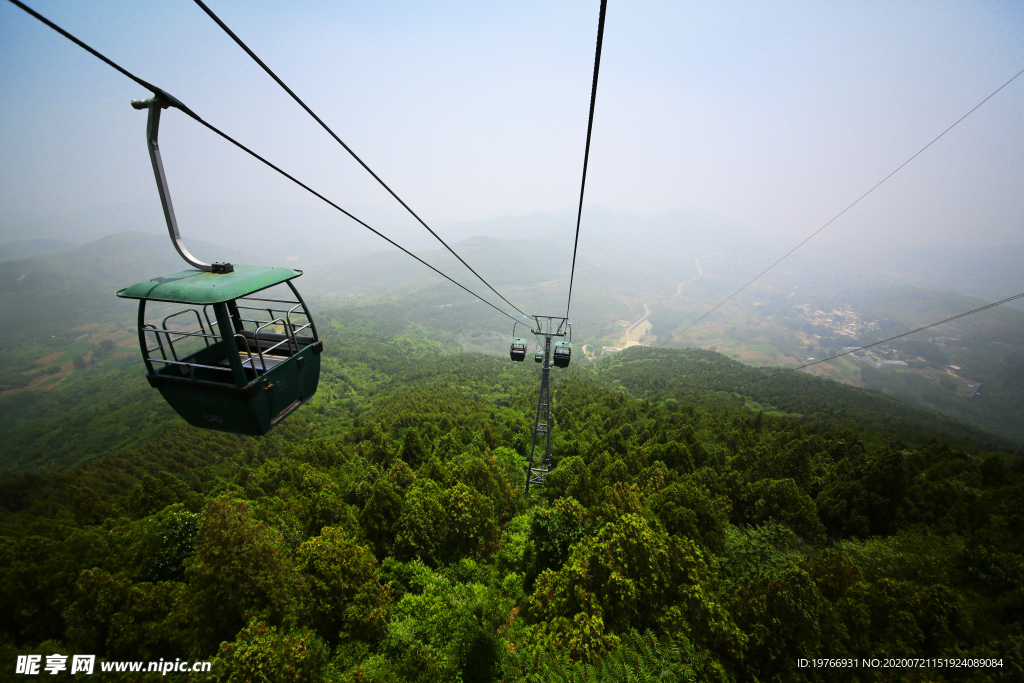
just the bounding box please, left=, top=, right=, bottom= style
left=0, top=1, right=1021, bottom=331
left=2, top=2, right=1022, bottom=244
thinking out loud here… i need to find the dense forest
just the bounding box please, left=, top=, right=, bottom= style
left=591, top=346, right=1020, bottom=451
left=2, top=315, right=1022, bottom=681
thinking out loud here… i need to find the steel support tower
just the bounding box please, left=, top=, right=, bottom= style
left=525, top=316, right=568, bottom=497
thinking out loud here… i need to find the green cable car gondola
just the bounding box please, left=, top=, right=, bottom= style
left=118, top=92, right=322, bottom=435
left=552, top=325, right=573, bottom=368
left=553, top=341, right=572, bottom=368
left=510, top=339, right=528, bottom=362
left=509, top=322, right=528, bottom=362
left=117, top=267, right=322, bottom=435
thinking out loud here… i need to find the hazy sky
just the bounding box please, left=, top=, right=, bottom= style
left=1, top=0, right=1022, bottom=251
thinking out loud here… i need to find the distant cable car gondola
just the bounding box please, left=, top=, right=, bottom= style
left=118, top=93, right=322, bottom=435
left=553, top=342, right=572, bottom=367
left=510, top=322, right=527, bottom=362
left=552, top=326, right=573, bottom=368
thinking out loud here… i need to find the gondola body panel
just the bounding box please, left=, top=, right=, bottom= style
left=552, top=342, right=572, bottom=368
left=147, top=342, right=321, bottom=435
left=510, top=337, right=528, bottom=362
left=117, top=265, right=322, bottom=436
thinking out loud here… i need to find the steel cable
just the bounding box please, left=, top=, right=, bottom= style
left=191, top=0, right=530, bottom=319
left=565, top=0, right=608, bottom=320
left=730, top=291, right=1024, bottom=390
left=6, top=0, right=521, bottom=324
left=663, top=65, right=1024, bottom=347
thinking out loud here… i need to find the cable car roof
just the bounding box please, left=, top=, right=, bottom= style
left=115, top=265, right=302, bottom=305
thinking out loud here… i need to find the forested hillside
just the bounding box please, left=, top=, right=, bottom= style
left=592, top=346, right=1021, bottom=451
left=2, top=320, right=1022, bottom=681
left=0, top=233, right=258, bottom=342
left=4, top=0, right=1022, bottom=677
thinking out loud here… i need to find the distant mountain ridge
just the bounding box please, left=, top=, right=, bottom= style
left=0, top=239, right=79, bottom=263
left=0, top=232, right=260, bottom=340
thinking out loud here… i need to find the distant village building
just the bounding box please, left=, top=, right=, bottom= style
left=849, top=352, right=908, bottom=369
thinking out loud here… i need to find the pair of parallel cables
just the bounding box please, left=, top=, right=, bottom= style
left=193, top=0, right=608, bottom=323
left=8, top=0, right=603, bottom=325
left=646, top=64, right=1024, bottom=389
left=155, top=3, right=1024, bottom=397
left=12, top=0, right=1018, bottom=381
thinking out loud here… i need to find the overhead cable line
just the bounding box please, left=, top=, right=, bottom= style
left=729, top=291, right=1024, bottom=390
left=186, top=117, right=522, bottom=323
left=191, top=0, right=529, bottom=319
left=662, top=65, right=1024, bottom=347
left=565, top=0, right=608, bottom=320
left=6, top=0, right=192, bottom=113
left=6, top=0, right=521, bottom=324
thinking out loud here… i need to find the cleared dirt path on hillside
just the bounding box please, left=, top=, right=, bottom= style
left=621, top=257, right=704, bottom=347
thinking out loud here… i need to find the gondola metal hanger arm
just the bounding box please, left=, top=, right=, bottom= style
left=131, top=92, right=231, bottom=274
